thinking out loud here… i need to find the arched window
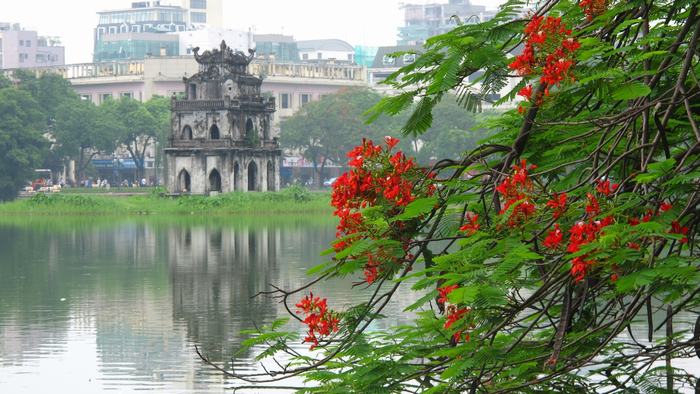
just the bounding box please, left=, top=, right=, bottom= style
left=210, top=124, right=220, bottom=140
left=209, top=169, right=222, bottom=192
left=267, top=160, right=275, bottom=191
left=182, top=125, right=192, bottom=140
left=247, top=161, right=258, bottom=191
left=178, top=169, right=191, bottom=193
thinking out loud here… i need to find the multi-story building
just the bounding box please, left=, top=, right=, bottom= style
left=398, top=0, right=496, bottom=45
left=253, top=34, right=299, bottom=63
left=179, top=0, right=223, bottom=29
left=94, top=1, right=187, bottom=62
left=368, top=45, right=422, bottom=94
left=297, top=39, right=355, bottom=64
left=0, top=22, right=64, bottom=69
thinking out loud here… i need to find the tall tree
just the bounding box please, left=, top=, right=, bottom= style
left=144, top=96, right=171, bottom=183
left=281, top=88, right=394, bottom=187
left=53, top=100, right=117, bottom=182
left=0, top=88, right=48, bottom=200
left=103, top=98, right=158, bottom=180
left=209, top=0, right=700, bottom=392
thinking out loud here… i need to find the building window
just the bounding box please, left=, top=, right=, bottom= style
left=25, top=40, right=31, bottom=47
left=280, top=93, right=290, bottom=109
left=382, top=55, right=395, bottom=66
left=80, top=94, right=92, bottom=102
left=403, top=54, right=416, bottom=64
left=347, top=54, right=353, bottom=62
left=317, top=52, right=322, bottom=60
left=120, top=92, right=133, bottom=99
left=300, top=93, right=311, bottom=106
left=120, top=24, right=128, bottom=33
left=191, top=12, right=206, bottom=23
left=190, top=0, right=207, bottom=9
left=131, top=25, right=140, bottom=32
left=302, top=53, right=308, bottom=60
left=19, top=40, right=24, bottom=46
left=109, top=26, right=117, bottom=34
left=101, top=93, right=113, bottom=103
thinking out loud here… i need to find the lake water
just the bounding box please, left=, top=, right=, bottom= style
left=0, top=217, right=698, bottom=393
left=0, top=216, right=423, bottom=393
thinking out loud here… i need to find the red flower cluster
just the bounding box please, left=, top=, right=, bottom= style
left=438, top=285, right=459, bottom=304
left=567, top=217, right=614, bottom=282
left=438, top=285, right=472, bottom=342
left=579, top=0, right=607, bottom=20
left=332, top=138, right=434, bottom=284
left=546, top=192, right=568, bottom=219
left=332, top=138, right=419, bottom=244
left=296, top=293, right=340, bottom=350
left=671, top=221, right=689, bottom=244
left=459, top=213, right=480, bottom=235
left=496, top=160, right=537, bottom=226
left=595, top=179, right=619, bottom=196
left=509, top=16, right=580, bottom=100
left=543, top=223, right=563, bottom=249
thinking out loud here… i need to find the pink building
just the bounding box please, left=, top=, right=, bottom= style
left=0, top=23, right=64, bottom=69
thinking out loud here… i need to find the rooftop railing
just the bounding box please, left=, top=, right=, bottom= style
left=2, top=57, right=366, bottom=82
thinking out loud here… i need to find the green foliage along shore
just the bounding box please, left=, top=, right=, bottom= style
left=0, top=187, right=331, bottom=216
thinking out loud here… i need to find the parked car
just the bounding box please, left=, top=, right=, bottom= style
left=323, top=177, right=338, bottom=187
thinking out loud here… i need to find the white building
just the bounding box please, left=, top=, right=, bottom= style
left=0, top=22, right=64, bottom=69
left=179, top=0, right=223, bottom=28
left=297, top=39, right=355, bottom=64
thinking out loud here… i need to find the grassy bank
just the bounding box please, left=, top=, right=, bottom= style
left=0, top=187, right=332, bottom=216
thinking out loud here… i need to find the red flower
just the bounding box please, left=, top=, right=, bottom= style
left=670, top=221, right=689, bottom=244
left=659, top=201, right=672, bottom=212
left=438, top=284, right=459, bottom=304
left=445, top=305, right=469, bottom=329
left=296, top=293, right=340, bottom=350
left=595, top=179, right=618, bottom=196
left=571, top=257, right=594, bottom=283
left=384, top=136, right=400, bottom=150
left=544, top=224, right=564, bottom=249
left=459, top=213, right=480, bottom=236
left=546, top=192, right=567, bottom=219
left=509, top=16, right=579, bottom=93
left=585, top=192, right=600, bottom=216
left=518, top=84, right=533, bottom=100
left=610, top=273, right=619, bottom=282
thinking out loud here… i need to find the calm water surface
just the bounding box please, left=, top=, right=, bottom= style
left=1, top=217, right=698, bottom=393
left=0, top=216, right=421, bottom=393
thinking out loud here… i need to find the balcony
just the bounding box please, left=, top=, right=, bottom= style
left=172, top=98, right=275, bottom=112
left=168, top=138, right=280, bottom=150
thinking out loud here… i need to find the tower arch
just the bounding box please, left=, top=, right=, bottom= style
left=209, top=169, right=222, bottom=192
left=247, top=161, right=258, bottom=191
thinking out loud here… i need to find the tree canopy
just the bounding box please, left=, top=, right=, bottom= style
left=0, top=88, right=48, bottom=201
left=280, top=88, right=488, bottom=186
left=202, top=0, right=700, bottom=392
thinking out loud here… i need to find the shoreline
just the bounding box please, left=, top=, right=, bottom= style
left=0, top=190, right=332, bottom=217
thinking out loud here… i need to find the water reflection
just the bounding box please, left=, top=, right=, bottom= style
left=2, top=217, right=696, bottom=392
left=0, top=217, right=339, bottom=392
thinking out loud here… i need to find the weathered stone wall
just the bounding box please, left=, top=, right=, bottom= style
left=166, top=150, right=280, bottom=194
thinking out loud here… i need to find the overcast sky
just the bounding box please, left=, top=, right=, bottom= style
left=3, top=0, right=503, bottom=64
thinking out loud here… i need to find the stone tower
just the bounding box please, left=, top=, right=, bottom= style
left=165, top=41, right=281, bottom=194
